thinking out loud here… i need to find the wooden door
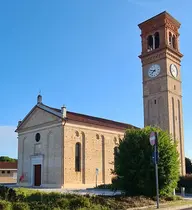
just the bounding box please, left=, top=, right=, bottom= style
left=34, top=164, right=41, bottom=186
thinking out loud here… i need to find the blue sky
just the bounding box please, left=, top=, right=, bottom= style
left=0, top=0, right=192, bottom=159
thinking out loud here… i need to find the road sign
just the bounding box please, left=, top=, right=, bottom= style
left=96, top=168, right=99, bottom=175
left=96, top=168, right=99, bottom=187
left=149, top=131, right=156, bottom=146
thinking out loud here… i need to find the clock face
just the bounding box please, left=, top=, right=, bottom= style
left=170, top=64, right=178, bottom=78
left=148, top=64, right=161, bottom=78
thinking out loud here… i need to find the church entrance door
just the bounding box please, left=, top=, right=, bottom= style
left=34, top=164, right=41, bottom=186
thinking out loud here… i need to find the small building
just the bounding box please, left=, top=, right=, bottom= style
left=0, top=161, right=17, bottom=184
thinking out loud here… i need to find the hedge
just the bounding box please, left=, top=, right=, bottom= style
left=0, top=200, right=12, bottom=210
left=0, top=185, right=184, bottom=210
left=12, top=202, right=30, bottom=210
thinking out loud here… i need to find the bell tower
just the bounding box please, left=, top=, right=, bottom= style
left=138, top=11, right=185, bottom=175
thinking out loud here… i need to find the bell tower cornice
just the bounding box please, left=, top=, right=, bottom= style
left=138, top=11, right=181, bottom=36
left=139, top=47, right=183, bottom=66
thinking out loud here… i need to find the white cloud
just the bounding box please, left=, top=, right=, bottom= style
left=0, top=126, right=17, bottom=159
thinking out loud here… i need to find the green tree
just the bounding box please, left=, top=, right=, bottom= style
left=0, top=156, right=17, bottom=162
left=112, top=126, right=180, bottom=197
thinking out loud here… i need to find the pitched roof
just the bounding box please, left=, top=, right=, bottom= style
left=16, top=100, right=139, bottom=132
left=0, top=161, right=17, bottom=170
left=43, top=104, right=138, bottom=130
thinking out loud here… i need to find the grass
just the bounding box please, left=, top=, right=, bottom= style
left=142, top=200, right=192, bottom=210
left=1, top=186, right=192, bottom=210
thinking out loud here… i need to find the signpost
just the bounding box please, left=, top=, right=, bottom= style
left=96, top=168, right=99, bottom=187
left=149, top=132, right=156, bottom=146
left=150, top=132, right=159, bottom=209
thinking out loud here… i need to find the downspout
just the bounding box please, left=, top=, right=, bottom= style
left=61, top=106, right=67, bottom=188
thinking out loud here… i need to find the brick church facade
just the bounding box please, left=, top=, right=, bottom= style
left=16, top=95, right=137, bottom=188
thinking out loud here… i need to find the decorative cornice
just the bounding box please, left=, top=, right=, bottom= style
left=164, top=18, right=179, bottom=34
left=139, top=50, right=166, bottom=66
left=65, top=122, right=125, bottom=135
left=138, top=11, right=181, bottom=36
left=139, top=47, right=182, bottom=66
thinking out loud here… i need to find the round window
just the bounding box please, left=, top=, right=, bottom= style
left=35, top=133, right=41, bottom=142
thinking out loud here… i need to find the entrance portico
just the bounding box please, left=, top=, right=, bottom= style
left=31, top=155, right=43, bottom=187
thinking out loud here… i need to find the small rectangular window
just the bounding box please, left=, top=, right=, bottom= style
left=2, top=171, right=5, bottom=174
left=154, top=100, right=156, bottom=104
left=7, top=171, right=10, bottom=174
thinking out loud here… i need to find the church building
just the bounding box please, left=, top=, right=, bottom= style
left=16, top=95, right=137, bottom=188
left=16, top=11, right=186, bottom=188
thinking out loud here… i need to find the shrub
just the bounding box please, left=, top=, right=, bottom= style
left=89, top=195, right=108, bottom=206
left=12, top=202, right=30, bottom=210
left=112, top=126, right=180, bottom=197
left=55, top=198, right=69, bottom=209
left=0, top=200, right=12, bottom=210
left=79, top=205, right=110, bottom=210
left=26, top=191, right=43, bottom=202
left=41, top=192, right=62, bottom=203
left=0, top=186, right=17, bottom=201
left=69, top=196, right=91, bottom=209
left=161, top=195, right=182, bottom=201
left=28, top=201, right=52, bottom=210
left=95, top=184, right=113, bottom=190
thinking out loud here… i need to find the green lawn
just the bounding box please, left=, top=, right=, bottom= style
left=0, top=186, right=192, bottom=210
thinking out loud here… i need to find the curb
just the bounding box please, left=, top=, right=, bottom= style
left=127, top=204, right=192, bottom=210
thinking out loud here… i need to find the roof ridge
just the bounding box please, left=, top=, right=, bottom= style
left=43, top=103, right=138, bottom=129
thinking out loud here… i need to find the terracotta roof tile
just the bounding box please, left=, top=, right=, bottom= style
left=43, top=104, right=138, bottom=130
left=0, top=161, right=17, bottom=169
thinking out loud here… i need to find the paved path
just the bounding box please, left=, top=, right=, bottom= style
left=34, top=188, right=122, bottom=196
left=2, top=184, right=122, bottom=196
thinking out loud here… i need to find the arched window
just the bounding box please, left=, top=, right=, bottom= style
left=114, top=147, right=119, bottom=171
left=75, top=143, right=81, bottom=172
left=154, top=32, right=160, bottom=49
left=172, top=35, right=176, bottom=49
left=147, top=35, right=153, bottom=51
left=169, top=32, right=172, bottom=46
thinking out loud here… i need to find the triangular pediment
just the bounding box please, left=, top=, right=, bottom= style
left=16, top=105, right=62, bottom=132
